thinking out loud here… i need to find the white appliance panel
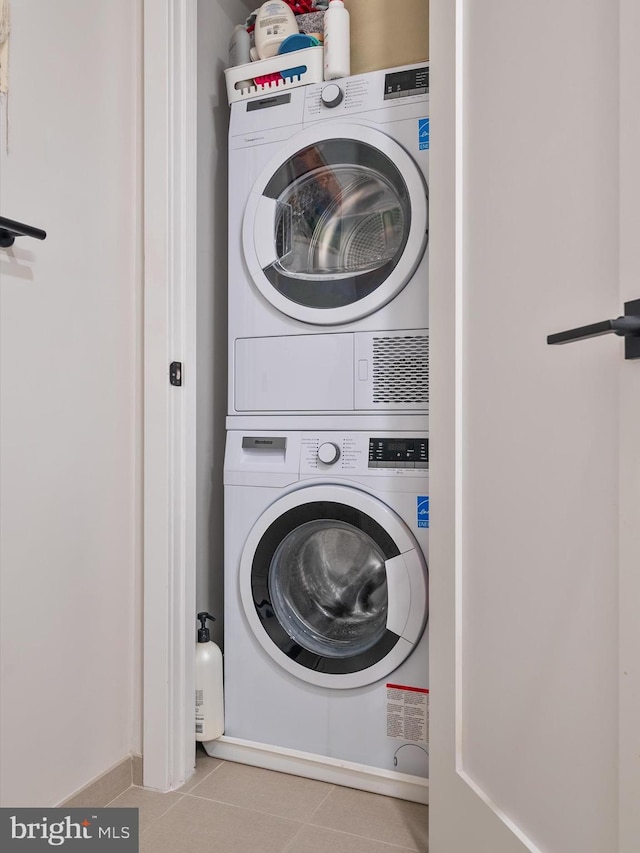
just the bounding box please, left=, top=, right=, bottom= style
left=227, top=64, right=429, bottom=420
left=218, top=429, right=429, bottom=779
left=235, top=333, right=354, bottom=411
left=233, top=329, right=428, bottom=414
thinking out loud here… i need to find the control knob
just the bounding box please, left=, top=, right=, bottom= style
left=320, top=83, right=344, bottom=109
left=317, top=442, right=341, bottom=465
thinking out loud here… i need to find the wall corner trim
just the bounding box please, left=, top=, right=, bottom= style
left=142, top=0, right=198, bottom=793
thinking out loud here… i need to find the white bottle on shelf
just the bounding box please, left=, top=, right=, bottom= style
left=229, top=24, right=250, bottom=68
left=228, top=24, right=252, bottom=92
left=323, top=0, right=350, bottom=80
left=254, top=1, right=298, bottom=60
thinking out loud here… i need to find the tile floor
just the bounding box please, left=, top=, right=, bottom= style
left=106, top=746, right=428, bottom=853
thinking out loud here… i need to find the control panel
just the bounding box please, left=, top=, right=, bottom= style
left=299, top=433, right=428, bottom=475
left=368, top=438, right=428, bottom=469
left=383, top=66, right=429, bottom=100
left=304, top=63, right=428, bottom=120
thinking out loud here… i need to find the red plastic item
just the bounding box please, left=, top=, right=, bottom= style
left=253, top=72, right=284, bottom=86
left=284, top=1, right=319, bottom=13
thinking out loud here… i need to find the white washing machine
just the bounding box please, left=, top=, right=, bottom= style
left=228, top=64, right=429, bottom=422
left=205, top=429, right=429, bottom=789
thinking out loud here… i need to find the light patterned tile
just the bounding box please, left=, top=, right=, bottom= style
left=140, top=794, right=301, bottom=853
left=107, top=787, right=183, bottom=833
left=284, top=825, right=421, bottom=853
left=309, top=786, right=428, bottom=852
left=189, top=761, right=332, bottom=821
left=177, top=745, right=223, bottom=793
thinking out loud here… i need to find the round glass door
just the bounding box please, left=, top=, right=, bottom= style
left=250, top=500, right=402, bottom=676
left=243, top=124, right=428, bottom=325
left=269, top=519, right=389, bottom=659
left=266, top=140, right=411, bottom=308
left=240, top=484, right=429, bottom=689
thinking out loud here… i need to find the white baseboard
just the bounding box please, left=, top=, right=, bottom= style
left=202, top=735, right=429, bottom=805
left=60, top=755, right=135, bottom=808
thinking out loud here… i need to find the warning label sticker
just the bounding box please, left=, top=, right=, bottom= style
left=386, top=683, right=429, bottom=746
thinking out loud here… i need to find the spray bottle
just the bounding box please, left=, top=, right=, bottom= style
left=195, top=612, right=224, bottom=742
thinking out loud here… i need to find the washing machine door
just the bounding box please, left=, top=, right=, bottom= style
left=242, top=123, right=428, bottom=326
left=239, top=484, right=428, bottom=689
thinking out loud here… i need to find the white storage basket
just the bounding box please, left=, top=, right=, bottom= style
left=224, top=46, right=323, bottom=105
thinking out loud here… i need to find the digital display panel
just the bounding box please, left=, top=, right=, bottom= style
left=383, top=67, right=429, bottom=100
left=368, top=438, right=428, bottom=468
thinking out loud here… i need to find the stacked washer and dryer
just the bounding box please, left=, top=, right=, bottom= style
left=204, top=63, right=430, bottom=801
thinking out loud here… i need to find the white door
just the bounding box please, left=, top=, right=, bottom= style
left=430, top=1, right=640, bottom=851
left=0, top=0, right=140, bottom=805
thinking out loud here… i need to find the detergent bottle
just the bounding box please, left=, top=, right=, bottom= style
left=195, top=612, right=224, bottom=741
left=323, top=0, right=350, bottom=80
left=254, top=1, right=299, bottom=59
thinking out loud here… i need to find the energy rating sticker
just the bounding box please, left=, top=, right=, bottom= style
left=419, top=118, right=430, bottom=150
left=417, top=495, right=429, bottom=528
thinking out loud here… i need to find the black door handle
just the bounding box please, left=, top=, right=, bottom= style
left=547, top=298, right=640, bottom=360
left=0, top=216, right=47, bottom=248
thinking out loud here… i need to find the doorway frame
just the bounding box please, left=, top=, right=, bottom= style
left=141, top=7, right=640, bottom=847
left=142, top=0, right=198, bottom=791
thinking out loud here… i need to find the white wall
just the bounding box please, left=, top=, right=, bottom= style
left=196, top=0, right=252, bottom=645
left=0, top=0, right=142, bottom=806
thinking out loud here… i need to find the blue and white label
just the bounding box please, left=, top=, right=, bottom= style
left=417, top=496, right=429, bottom=528
left=418, top=118, right=430, bottom=150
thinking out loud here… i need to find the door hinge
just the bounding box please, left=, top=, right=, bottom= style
left=169, top=361, right=183, bottom=386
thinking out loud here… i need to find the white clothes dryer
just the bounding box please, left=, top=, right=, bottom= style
left=228, top=64, right=429, bottom=422
left=204, top=429, right=429, bottom=792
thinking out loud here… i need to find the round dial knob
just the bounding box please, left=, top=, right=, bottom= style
left=317, top=442, right=341, bottom=465
left=321, top=83, right=344, bottom=108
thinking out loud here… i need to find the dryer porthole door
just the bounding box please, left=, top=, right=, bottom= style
left=239, top=484, right=428, bottom=689
left=242, top=123, right=428, bottom=326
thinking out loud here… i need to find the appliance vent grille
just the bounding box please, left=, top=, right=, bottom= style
left=372, top=335, right=429, bottom=404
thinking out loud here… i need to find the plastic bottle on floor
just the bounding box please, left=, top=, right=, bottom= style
left=195, top=612, right=224, bottom=742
